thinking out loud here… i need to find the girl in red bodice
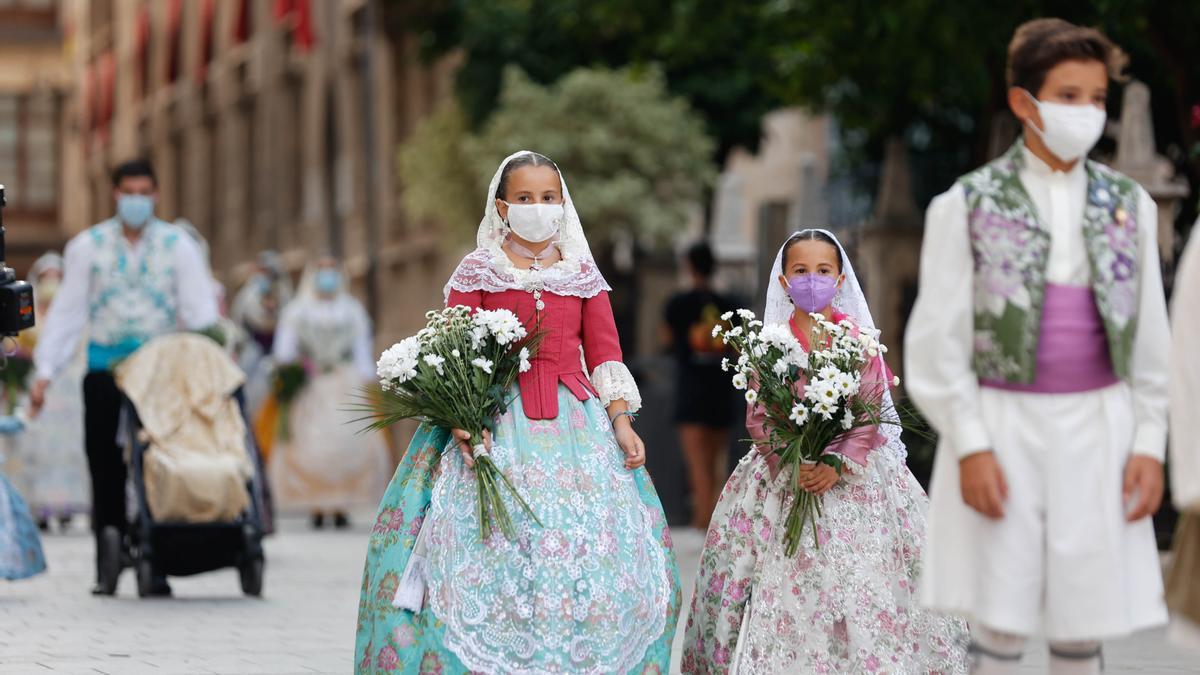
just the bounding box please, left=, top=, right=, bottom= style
left=355, top=152, right=680, bottom=675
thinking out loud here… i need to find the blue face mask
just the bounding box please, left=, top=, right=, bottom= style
left=116, top=194, right=155, bottom=229
left=315, top=269, right=341, bottom=295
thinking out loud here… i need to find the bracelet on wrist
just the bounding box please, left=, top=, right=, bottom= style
left=610, top=410, right=637, bottom=425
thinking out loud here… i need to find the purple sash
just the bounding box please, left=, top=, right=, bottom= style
left=980, top=284, right=1119, bottom=394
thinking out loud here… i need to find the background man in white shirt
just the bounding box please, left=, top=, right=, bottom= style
left=29, top=159, right=219, bottom=596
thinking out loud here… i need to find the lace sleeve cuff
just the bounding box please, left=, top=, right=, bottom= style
left=590, top=361, right=642, bottom=413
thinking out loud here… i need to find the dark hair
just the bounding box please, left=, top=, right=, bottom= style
left=686, top=241, right=716, bottom=278
left=496, top=152, right=560, bottom=201
left=111, top=159, right=157, bottom=188
left=780, top=229, right=843, bottom=273
left=1006, top=18, right=1126, bottom=94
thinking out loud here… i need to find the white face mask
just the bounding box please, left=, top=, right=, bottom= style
left=502, top=202, right=564, bottom=243
left=1023, top=90, right=1107, bottom=163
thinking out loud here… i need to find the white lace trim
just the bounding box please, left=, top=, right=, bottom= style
left=443, top=246, right=612, bottom=302
left=426, top=406, right=670, bottom=674
left=589, top=361, right=641, bottom=412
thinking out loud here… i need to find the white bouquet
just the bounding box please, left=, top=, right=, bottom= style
left=360, top=306, right=543, bottom=541
left=716, top=309, right=897, bottom=555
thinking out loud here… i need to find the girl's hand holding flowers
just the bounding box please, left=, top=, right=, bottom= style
left=715, top=308, right=901, bottom=554
left=798, top=462, right=839, bottom=495
left=361, top=305, right=543, bottom=541
left=451, top=428, right=492, bottom=469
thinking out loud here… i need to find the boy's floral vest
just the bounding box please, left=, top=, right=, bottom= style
left=959, top=140, right=1141, bottom=383
left=85, top=219, right=184, bottom=369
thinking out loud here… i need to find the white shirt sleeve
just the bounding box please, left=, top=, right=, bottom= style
left=904, top=184, right=992, bottom=459
left=172, top=232, right=220, bottom=330
left=33, top=234, right=93, bottom=381
left=1169, top=220, right=1200, bottom=509
left=1127, top=186, right=1170, bottom=461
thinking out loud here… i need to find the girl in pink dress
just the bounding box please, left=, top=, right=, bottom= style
left=681, top=229, right=967, bottom=674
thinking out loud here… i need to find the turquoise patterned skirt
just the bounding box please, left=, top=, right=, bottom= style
left=355, top=385, right=681, bottom=674
left=0, top=473, right=47, bottom=581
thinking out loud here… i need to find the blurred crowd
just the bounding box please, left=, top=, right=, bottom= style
left=1, top=206, right=388, bottom=544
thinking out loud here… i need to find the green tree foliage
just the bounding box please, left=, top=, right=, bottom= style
left=387, top=0, right=1199, bottom=219
left=382, top=0, right=784, bottom=159
left=763, top=0, right=1200, bottom=218
left=395, top=102, right=478, bottom=242
left=398, top=66, right=715, bottom=244
left=766, top=1, right=1200, bottom=159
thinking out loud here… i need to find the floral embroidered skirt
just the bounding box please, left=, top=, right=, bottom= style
left=681, top=447, right=968, bottom=674
left=355, top=385, right=681, bottom=674
left=0, top=473, right=47, bottom=581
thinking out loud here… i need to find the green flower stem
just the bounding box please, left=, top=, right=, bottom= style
left=472, top=454, right=542, bottom=543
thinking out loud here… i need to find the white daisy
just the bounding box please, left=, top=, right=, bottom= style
left=789, top=403, right=809, bottom=425
left=813, top=401, right=836, bottom=420
left=772, top=359, right=790, bottom=378
left=422, top=354, right=446, bottom=376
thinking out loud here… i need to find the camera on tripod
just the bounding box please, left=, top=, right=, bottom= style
left=0, top=185, right=35, bottom=336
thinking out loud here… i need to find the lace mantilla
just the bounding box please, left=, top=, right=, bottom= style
left=590, top=361, right=642, bottom=412
left=443, top=247, right=612, bottom=302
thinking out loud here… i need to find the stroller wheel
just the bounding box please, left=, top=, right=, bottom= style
left=96, top=527, right=123, bottom=596
left=239, top=557, right=264, bottom=597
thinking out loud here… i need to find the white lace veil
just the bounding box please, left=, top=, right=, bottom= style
left=476, top=150, right=596, bottom=262
left=765, top=228, right=905, bottom=457
left=764, top=228, right=872, bottom=330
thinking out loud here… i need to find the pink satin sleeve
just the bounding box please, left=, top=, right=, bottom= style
left=745, top=382, right=783, bottom=477
left=824, top=354, right=891, bottom=467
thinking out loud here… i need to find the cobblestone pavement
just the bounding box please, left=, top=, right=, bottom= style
left=1, top=515, right=364, bottom=674
left=2, top=517, right=1195, bottom=673
left=667, top=528, right=1199, bottom=674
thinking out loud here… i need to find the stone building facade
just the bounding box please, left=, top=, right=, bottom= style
left=708, top=109, right=833, bottom=307
left=0, top=0, right=71, bottom=274
left=57, top=0, right=461, bottom=345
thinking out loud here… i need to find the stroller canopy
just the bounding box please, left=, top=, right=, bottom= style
left=116, top=333, right=253, bottom=522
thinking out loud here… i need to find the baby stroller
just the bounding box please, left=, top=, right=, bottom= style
left=95, top=333, right=266, bottom=597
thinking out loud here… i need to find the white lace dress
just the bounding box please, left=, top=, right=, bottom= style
left=681, top=419, right=968, bottom=673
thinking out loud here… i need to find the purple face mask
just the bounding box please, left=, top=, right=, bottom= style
left=787, top=274, right=839, bottom=313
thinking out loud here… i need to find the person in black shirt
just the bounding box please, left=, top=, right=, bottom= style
left=663, top=241, right=738, bottom=529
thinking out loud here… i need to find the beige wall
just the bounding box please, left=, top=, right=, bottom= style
left=57, top=0, right=462, bottom=351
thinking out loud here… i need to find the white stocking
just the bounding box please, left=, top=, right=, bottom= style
left=969, top=626, right=1025, bottom=675
left=1048, top=640, right=1103, bottom=675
